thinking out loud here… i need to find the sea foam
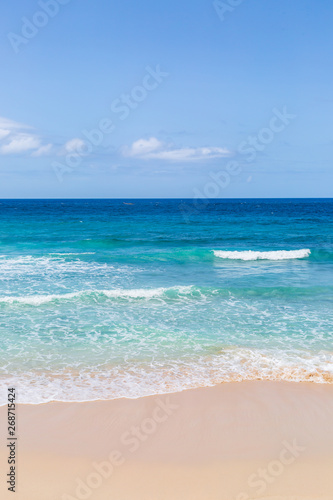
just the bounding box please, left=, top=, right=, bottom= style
left=0, top=286, right=195, bottom=306
left=1, top=347, right=332, bottom=405
left=213, top=249, right=311, bottom=261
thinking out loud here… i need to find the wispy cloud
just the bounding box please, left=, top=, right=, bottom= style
left=64, top=138, right=86, bottom=154
left=55, top=138, right=88, bottom=158
left=122, top=137, right=231, bottom=162
left=31, top=143, right=53, bottom=157
left=0, top=116, right=52, bottom=156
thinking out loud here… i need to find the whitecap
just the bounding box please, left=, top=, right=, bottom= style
left=213, top=249, right=311, bottom=261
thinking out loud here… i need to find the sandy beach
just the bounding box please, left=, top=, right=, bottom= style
left=1, top=381, right=333, bottom=500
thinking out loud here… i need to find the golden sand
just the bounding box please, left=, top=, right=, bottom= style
left=0, top=381, right=333, bottom=500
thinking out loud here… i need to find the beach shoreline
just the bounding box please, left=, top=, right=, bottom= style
left=1, top=380, right=333, bottom=500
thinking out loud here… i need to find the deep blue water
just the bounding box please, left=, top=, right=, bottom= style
left=0, top=199, right=332, bottom=403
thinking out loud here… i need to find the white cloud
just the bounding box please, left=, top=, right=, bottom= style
left=1, top=135, right=40, bottom=154
left=31, top=143, right=53, bottom=157
left=0, top=116, right=52, bottom=156
left=64, top=138, right=86, bottom=154
left=0, top=129, right=11, bottom=140
left=123, top=137, right=231, bottom=162
left=125, top=137, right=163, bottom=157
left=0, top=117, right=30, bottom=131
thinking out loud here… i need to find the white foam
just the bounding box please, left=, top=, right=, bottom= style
left=1, top=347, right=332, bottom=405
left=0, top=286, right=195, bottom=305
left=49, top=252, right=96, bottom=256
left=0, top=255, right=108, bottom=277
left=102, top=288, right=167, bottom=299
left=213, top=249, right=311, bottom=261
left=0, top=292, right=81, bottom=306
left=102, top=286, right=193, bottom=299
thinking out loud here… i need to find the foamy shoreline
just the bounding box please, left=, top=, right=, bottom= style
left=2, top=347, right=333, bottom=405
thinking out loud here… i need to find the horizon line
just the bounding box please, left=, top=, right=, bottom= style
left=0, top=197, right=332, bottom=201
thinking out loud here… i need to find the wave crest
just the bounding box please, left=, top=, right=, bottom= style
left=213, top=249, right=311, bottom=261
left=0, top=286, right=195, bottom=306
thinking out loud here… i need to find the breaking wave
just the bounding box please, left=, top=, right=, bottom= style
left=213, top=249, right=311, bottom=261
left=1, top=284, right=332, bottom=307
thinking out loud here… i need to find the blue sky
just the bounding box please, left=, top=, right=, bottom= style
left=0, top=0, right=332, bottom=198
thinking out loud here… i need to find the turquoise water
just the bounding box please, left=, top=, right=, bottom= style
left=0, top=199, right=333, bottom=403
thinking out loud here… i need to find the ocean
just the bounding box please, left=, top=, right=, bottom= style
left=0, top=198, right=332, bottom=404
